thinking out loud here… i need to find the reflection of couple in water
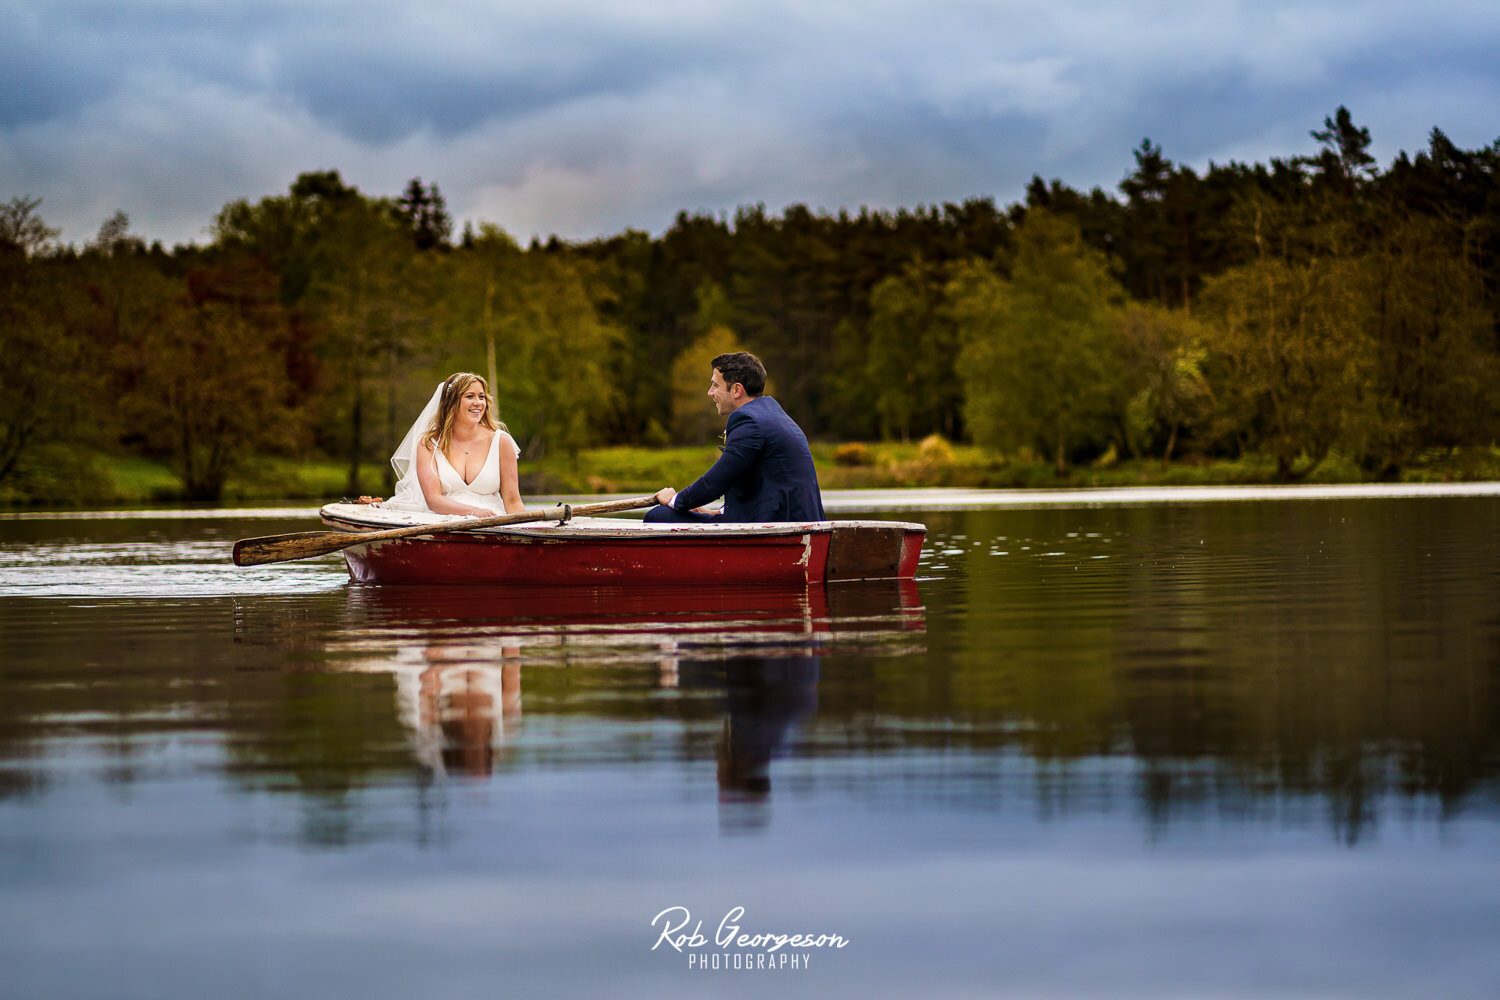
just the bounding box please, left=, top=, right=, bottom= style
left=340, top=580, right=919, bottom=811
left=371, top=642, right=816, bottom=798
left=673, top=653, right=821, bottom=822
left=351, top=639, right=522, bottom=777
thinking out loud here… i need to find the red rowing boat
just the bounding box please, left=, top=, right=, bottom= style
left=318, top=502, right=926, bottom=586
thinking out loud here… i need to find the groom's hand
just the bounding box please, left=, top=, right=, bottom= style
left=653, top=487, right=677, bottom=507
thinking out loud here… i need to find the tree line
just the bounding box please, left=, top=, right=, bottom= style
left=3, top=107, right=1498, bottom=501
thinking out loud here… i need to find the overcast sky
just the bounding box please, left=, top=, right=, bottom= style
left=4, top=0, right=1499, bottom=247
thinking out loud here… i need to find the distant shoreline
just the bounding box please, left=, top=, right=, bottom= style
left=4, top=441, right=1499, bottom=509
left=7, top=481, right=1499, bottom=521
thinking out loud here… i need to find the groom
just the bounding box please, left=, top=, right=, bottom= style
left=646, top=352, right=825, bottom=523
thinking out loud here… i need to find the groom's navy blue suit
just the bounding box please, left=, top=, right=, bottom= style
left=645, top=396, right=825, bottom=523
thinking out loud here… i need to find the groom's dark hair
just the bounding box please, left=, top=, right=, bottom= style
left=711, top=352, right=766, bottom=397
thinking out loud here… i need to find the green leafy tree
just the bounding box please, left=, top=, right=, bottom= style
left=502, top=253, right=620, bottom=460
left=865, top=257, right=961, bottom=441
left=1118, top=140, right=1174, bottom=305
left=395, top=177, right=453, bottom=252
left=443, top=226, right=620, bottom=460
left=823, top=318, right=881, bottom=441
left=670, top=325, right=746, bottom=444
left=727, top=204, right=844, bottom=428
left=0, top=196, right=60, bottom=256
left=70, top=212, right=182, bottom=463
left=950, top=211, right=1126, bottom=473
left=213, top=170, right=363, bottom=307
left=1307, top=106, right=1378, bottom=189
left=302, top=197, right=434, bottom=493
left=1115, top=302, right=1215, bottom=462
left=218, top=173, right=442, bottom=493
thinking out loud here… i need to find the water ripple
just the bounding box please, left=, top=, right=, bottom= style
left=0, top=539, right=346, bottom=597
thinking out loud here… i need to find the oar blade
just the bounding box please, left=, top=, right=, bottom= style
left=232, top=530, right=359, bottom=567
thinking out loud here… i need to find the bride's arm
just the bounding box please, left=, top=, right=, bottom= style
left=415, top=440, right=493, bottom=517
left=497, top=435, right=525, bottom=514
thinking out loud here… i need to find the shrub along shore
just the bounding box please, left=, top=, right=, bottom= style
left=4, top=439, right=1496, bottom=509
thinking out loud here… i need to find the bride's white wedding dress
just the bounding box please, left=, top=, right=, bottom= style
left=430, top=430, right=518, bottom=514
left=383, top=382, right=521, bottom=515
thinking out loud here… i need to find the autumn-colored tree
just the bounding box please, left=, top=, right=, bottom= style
left=1355, top=211, right=1500, bottom=473
left=118, top=258, right=305, bottom=500
left=0, top=197, right=79, bottom=485
left=1198, top=253, right=1374, bottom=479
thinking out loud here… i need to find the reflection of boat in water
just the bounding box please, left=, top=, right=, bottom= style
left=323, top=580, right=923, bottom=786
left=319, top=502, right=926, bottom=586
left=338, top=578, right=925, bottom=663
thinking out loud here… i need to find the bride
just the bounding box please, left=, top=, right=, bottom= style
left=377, top=372, right=526, bottom=516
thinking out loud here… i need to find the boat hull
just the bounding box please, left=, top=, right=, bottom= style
left=319, top=504, right=925, bottom=586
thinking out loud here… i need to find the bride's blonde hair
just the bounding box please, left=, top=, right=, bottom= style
left=425, top=372, right=502, bottom=454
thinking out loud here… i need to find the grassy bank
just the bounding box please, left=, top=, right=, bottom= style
left=0, top=450, right=389, bottom=508
left=529, top=438, right=1500, bottom=493
left=4, top=439, right=1498, bottom=509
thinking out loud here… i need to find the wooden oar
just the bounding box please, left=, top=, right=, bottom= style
left=232, top=495, right=659, bottom=567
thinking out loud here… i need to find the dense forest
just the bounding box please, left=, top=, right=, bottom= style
left=3, top=107, right=1499, bottom=501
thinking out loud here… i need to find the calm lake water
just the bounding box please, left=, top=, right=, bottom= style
left=1, top=490, right=1498, bottom=999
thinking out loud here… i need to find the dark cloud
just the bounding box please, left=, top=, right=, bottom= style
left=269, top=44, right=689, bottom=145
left=3, top=0, right=1499, bottom=246
left=0, top=41, right=112, bottom=128
left=1, top=3, right=262, bottom=126
left=3, top=3, right=753, bottom=140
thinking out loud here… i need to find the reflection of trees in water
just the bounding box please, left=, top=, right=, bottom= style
left=918, top=504, right=1500, bottom=842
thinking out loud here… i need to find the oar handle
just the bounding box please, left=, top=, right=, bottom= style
left=232, top=494, right=659, bottom=567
